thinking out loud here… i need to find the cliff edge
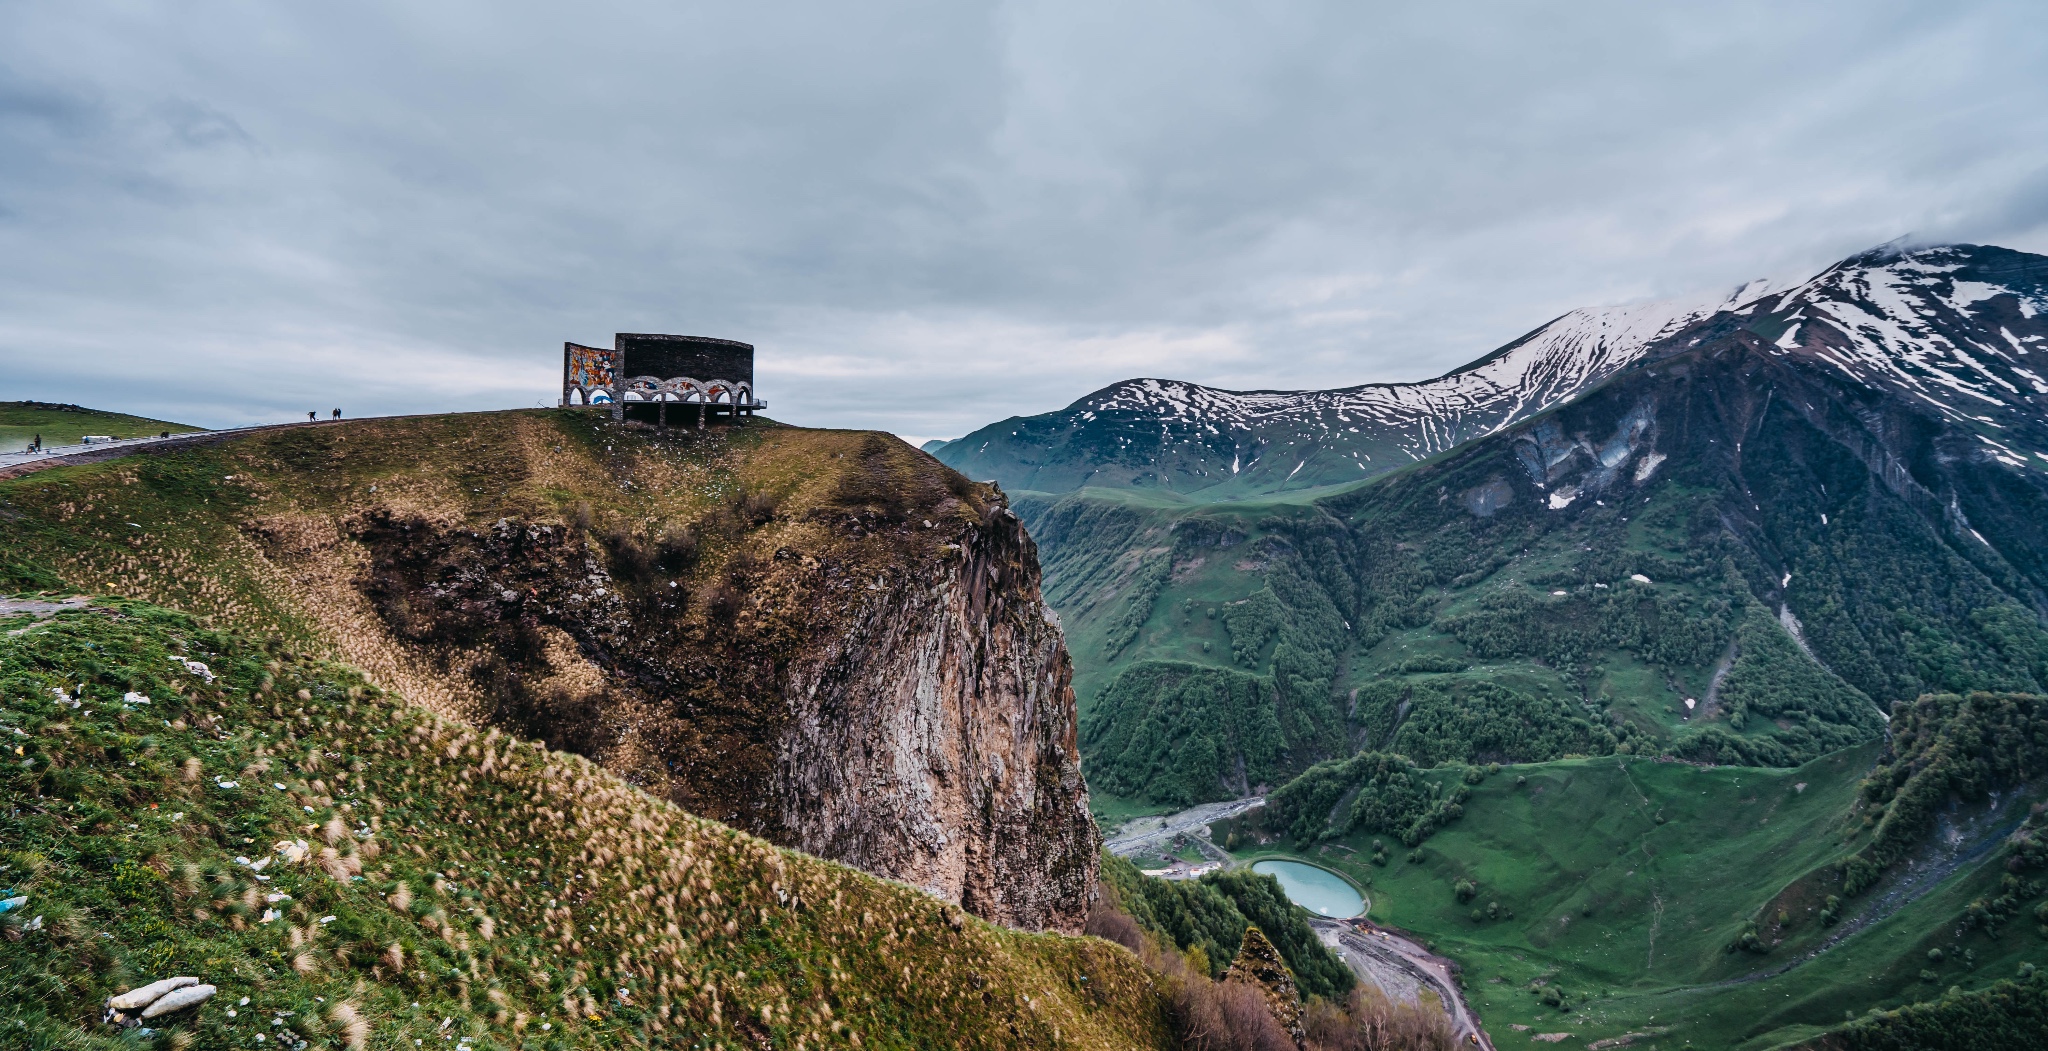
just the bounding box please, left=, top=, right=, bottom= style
left=0, top=411, right=1098, bottom=932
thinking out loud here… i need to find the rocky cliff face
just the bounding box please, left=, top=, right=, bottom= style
left=0, top=413, right=1099, bottom=932
left=775, top=499, right=1096, bottom=931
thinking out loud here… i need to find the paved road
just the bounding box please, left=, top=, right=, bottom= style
left=1103, top=796, right=1266, bottom=864
left=0, top=410, right=556, bottom=481
left=0, top=422, right=334, bottom=480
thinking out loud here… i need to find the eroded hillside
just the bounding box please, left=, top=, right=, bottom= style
left=0, top=411, right=1096, bottom=932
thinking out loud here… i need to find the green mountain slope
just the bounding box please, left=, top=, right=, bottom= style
left=0, top=598, right=1169, bottom=1050
left=1029, top=246, right=2048, bottom=809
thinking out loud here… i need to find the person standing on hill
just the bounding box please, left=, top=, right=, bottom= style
left=332, top=408, right=341, bottom=419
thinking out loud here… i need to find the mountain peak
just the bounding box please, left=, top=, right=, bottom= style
left=934, top=243, right=2048, bottom=498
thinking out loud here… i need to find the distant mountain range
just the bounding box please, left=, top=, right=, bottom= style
left=931, top=243, right=2048, bottom=499
left=931, top=241, right=2048, bottom=807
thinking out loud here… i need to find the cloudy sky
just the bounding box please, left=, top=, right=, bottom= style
left=4, top=1, right=2046, bottom=443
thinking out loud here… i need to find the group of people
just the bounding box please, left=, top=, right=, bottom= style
left=306, top=409, right=342, bottom=421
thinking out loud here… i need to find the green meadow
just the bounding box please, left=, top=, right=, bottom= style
left=1225, top=746, right=2048, bottom=1048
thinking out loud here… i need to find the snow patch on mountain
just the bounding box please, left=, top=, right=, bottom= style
left=1078, top=277, right=1789, bottom=462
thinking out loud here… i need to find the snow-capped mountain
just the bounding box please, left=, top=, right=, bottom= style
left=930, top=243, right=2048, bottom=498
left=1747, top=244, right=2048, bottom=470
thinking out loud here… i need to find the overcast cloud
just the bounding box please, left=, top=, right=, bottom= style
left=3, top=1, right=2046, bottom=443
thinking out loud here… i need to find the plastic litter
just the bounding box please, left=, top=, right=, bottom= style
left=167, top=657, right=217, bottom=683
left=123, top=692, right=151, bottom=706
left=141, top=984, right=216, bottom=1018
left=0, top=895, right=25, bottom=914
left=50, top=687, right=80, bottom=709
left=108, top=977, right=197, bottom=1011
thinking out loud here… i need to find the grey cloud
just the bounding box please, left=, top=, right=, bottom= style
left=0, top=0, right=2044, bottom=441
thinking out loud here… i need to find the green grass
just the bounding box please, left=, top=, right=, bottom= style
left=1232, top=745, right=2048, bottom=1049
left=0, top=597, right=1170, bottom=1051
left=0, top=401, right=201, bottom=453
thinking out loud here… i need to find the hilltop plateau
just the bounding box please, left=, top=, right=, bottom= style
left=0, top=422, right=1464, bottom=1051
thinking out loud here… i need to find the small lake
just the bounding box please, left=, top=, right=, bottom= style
left=1251, top=859, right=1365, bottom=918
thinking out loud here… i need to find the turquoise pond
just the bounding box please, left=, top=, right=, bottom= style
left=1251, top=859, right=1365, bottom=918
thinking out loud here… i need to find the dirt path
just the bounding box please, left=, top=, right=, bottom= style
left=1103, top=796, right=1266, bottom=864
left=1315, top=918, right=1496, bottom=1050
left=1614, top=761, right=1668, bottom=976
left=1699, top=637, right=1739, bottom=719
left=1111, top=799, right=1495, bottom=1047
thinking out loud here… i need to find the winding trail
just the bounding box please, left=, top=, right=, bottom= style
left=1314, top=918, right=1496, bottom=1050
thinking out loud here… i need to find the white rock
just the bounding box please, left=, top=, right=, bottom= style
left=108, top=977, right=199, bottom=1011
left=141, top=984, right=216, bottom=1018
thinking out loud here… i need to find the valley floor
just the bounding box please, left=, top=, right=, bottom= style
left=1107, top=745, right=2048, bottom=1050
left=1106, top=802, right=1496, bottom=1049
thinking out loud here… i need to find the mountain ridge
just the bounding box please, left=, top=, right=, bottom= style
left=932, top=276, right=1793, bottom=497
left=935, top=243, right=2048, bottom=503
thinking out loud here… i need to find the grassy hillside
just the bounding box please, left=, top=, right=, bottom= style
left=0, top=409, right=1020, bottom=836
left=0, top=597, right=1168, bottom=1050
left=0, top=401, right=201, bottom=453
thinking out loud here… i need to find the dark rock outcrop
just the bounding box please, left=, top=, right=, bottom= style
left=1225, top=925, right=1306, bottom=1048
